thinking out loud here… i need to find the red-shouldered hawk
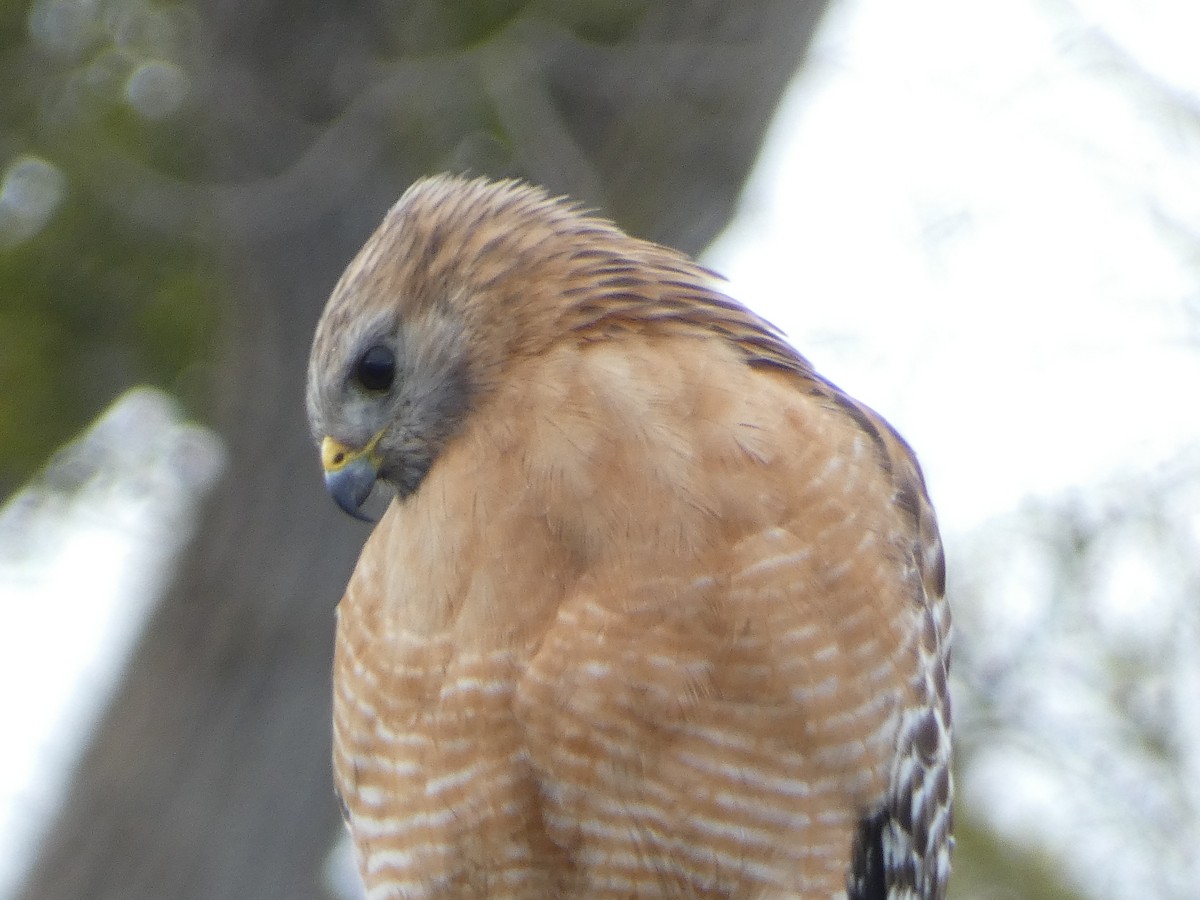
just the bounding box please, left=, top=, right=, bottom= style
left=306, top=175, right=952, bottom=899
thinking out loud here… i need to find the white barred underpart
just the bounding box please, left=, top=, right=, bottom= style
left=335, top=646, right=539, bottom=899
left=334, top=529, right=949, bottom=899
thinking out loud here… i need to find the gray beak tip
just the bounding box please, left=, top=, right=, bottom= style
left=324, top=457, right=379, bottom=523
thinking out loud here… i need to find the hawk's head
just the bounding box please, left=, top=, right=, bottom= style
left=306, top=174, right=614, bottom=519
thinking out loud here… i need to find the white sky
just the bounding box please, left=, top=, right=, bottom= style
left=707, top=0, right=1200, bottom=532
left=3, top=0, right=1200, bottom=896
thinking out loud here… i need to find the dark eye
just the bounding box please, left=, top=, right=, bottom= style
left=354, top=345, right=395, bottom=392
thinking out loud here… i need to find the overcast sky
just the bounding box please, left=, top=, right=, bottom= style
left=708, top=0, right=1200, bottom=532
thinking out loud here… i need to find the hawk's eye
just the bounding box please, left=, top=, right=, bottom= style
left=354, top=345, right=395, bottom=392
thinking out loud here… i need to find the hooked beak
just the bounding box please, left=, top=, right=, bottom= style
left=320, top=433, right=383, bottom=522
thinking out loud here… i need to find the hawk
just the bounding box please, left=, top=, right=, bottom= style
left=306, top=175, right=952, bottom=899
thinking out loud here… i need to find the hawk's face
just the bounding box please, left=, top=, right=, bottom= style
left=305, top=176, right=583, bottom=520
left=306, top=267, right=473, bottom=519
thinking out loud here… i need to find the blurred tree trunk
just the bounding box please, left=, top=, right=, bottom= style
left=18, top=1, right=830, bottom=897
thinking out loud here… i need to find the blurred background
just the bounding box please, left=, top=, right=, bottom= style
left=1, top=0, right=1198, bottom=897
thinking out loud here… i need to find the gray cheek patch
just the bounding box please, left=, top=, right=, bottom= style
left=379, top=310, right=473, bottom=499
